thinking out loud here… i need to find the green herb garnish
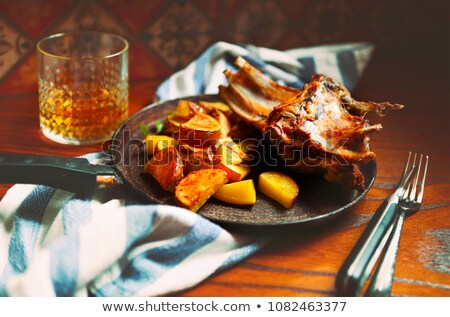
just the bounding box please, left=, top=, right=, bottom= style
left=155, top=120, right=164, bottom=134
left=167, top=112, right=176, bottom=116
left=139, top=122, right=150, bottom=137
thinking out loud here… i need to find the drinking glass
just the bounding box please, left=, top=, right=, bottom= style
left=37, top=32, right=129, bottom=145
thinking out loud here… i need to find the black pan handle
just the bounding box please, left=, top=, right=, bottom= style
left=0, top=153, right=116, bottom=195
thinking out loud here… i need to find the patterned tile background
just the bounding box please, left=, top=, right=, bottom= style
left=0, top=0, right=448, bottom=96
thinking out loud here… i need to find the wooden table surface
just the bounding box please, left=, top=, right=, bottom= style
left=0, top=54, right=449, bottom=297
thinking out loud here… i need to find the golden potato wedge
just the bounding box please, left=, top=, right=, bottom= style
left=179, top=112, right=221, bottom=147
left=154, top=139, right=178, bottom=154
left=180, top=144, right=215, bottom=174
left=213, top=138, right=250, bottom=182
left=213, top=179, right=256, bottom=205
left=258, top=171, right=299, bottom=208
left=145, top=146, right=184, bottom=192
left=144, top=135, right=177, bottom=155
left=228, top=139, right=248, bottom=161
left=215, top=111, right=232, bottom=138
left=214, top=142, right=243, bottom=165
left=214, top=138, right=248, bottom=164
left=239, top=138, right=258, bottom=154
left=199, top=101, right=232, bottom=116
left=174, top=100, right=192, bottom=117
left=165, top=114, right=190, bottom=134
left=175, top=100, right=205, bottom=117
left=215, top=163, right=250, bottom=183
left=176, top=169, right=228, bottom=212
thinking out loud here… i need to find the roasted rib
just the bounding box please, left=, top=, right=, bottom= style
left=220, top=57, right=403, bottom=190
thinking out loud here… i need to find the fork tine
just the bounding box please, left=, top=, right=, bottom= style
left=409, top=154, right=422, bottom=201
left=416, top=156, right=429, bottom=203
left=402, top=181, right=412, bottom=200
left=412, top=152, right=417, bottom=168
left=409, top=153, right=417, bottom=191
left=400, top=151, right=412, bottom=180
left=398, top=154, right=417, bottom=191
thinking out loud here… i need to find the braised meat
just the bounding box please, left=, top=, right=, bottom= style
left=220, top=57, right=403, bottom=190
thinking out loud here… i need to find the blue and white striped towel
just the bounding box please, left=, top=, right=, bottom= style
left=0, top=42, right=373, bottom=297
left=156, top=41, right=373, bottom=100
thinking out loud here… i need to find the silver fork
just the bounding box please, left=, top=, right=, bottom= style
left=365, top=154, right=429, bottom=296
left=335, top=152, right=418, bottom=296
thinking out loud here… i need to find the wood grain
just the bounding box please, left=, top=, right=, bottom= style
left=0, top=55, right=449, bottom=297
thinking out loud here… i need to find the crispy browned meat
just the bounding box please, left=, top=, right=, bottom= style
left=219, top=57, right=299, bottom=129
left=220, top=57, right=404, bottom=190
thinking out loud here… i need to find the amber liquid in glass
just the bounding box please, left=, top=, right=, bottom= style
left=39, top=79, right=128, bottom=144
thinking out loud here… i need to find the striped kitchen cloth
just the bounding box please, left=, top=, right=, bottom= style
left=0, top=153, right=264, bottom=297
left=0, top=42, right=373, bottom=297
left=156, top=41, right=373, bottom=100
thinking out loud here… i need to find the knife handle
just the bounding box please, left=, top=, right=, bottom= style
left=0, top=153, right=116, bottom=195
left=335, top=195, right=399, bottom=296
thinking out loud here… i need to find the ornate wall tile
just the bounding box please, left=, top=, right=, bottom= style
left=194, top=0, right=234, bottom=43
left=217, top=0, right=247, bottom=20
left=100, top=0, right=166, bottom=32
left=48, top=0, right=128, bottom=37
left=196, top=0, right=221, bottom=21
left=128, top=42, right=170, bottom=81
left=0, top=53, right=37, bottom=94
left=0, top=16, right=33, bottom=81
left=300, top=0, right=353, bottom=45
left=0, top=0, right=74, bottom=39
left=228, top=0, right=287, bottom=47
left=0, top=0, right=443, bottom=94
left=141, top=1, right=213, bottom=70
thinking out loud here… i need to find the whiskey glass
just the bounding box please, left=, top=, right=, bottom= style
left=37, top=32, right=129, bottom=145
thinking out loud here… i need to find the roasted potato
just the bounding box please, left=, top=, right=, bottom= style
left=179, top=144, right=215, bottom=174
left=145, top=135, right=177, bottom=155
left=199, top=101, right=232, bottom=116
left=258, top=171, right=299, bottom=208
left=239, top=138, right=258, bottom=154
left=215, top=162, right=250, bottom=183
left=175, top=100, right=205, bottom=117
left=154, top=139, right=176, bottom=154
left=214, top=142, right=243, bottom=165
left=176, top=169, right=228, bottom=212
left=213, top=138, right=250, bottom=182
left=145, top=146, right=184, bottom=192
left=179, top=112, right=221, bottom=147
left=215, top=111, right=232, bottom=138
left=215, top=138, right=248, bottom=162
left=213, top=179, right=256, bottom=205
left=165, top=114, right=190, bottom=134
left=143, top=98, right=270, bottom=209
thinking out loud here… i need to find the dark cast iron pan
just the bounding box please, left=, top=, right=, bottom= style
left=0, top=95, right=376, bottom=227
